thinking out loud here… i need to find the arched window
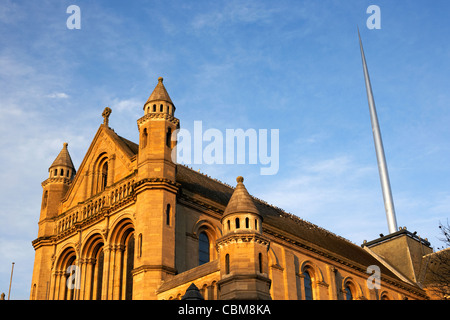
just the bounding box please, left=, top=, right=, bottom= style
left=199, top=232, right=210, bottom=265
left=141, top=128, right=148, bottom=148
left=245, top=217, right=249, bottom=228
left=160, top=104, right=163, bottom=112
left=225, top=254, right=230, bottom=274
left=304, top=271, right=313, bottom=300
left=235, top=218, right=240, bottom=229
left=227, top=220, right=231, bottom=231
left=153, top=104, right=156, bottom=112
left=345, top=285, right=353, bottom=300
left=101, top=162, right=108, bottom=191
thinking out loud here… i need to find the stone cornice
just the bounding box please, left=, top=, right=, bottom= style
left=137, top=113, right=180, bottom=128
left=216, top=232, right=270, bottom=249
left=134, top=177, right=180, bottom=195
left=42, top=177, right=73, bottom=187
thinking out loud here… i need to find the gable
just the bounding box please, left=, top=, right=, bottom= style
left=61, top=125, right=138, bottom=211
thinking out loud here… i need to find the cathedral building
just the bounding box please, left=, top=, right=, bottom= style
left=31, top=77, right=435, bottom=300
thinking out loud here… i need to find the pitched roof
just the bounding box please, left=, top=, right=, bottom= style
left=105, top=127, right=139, bottom=158
left=106, top=135, right=422, bottom=289
left=175, top=165, right=422, bottom=286
left=50, top=142, right=75, bottom=170
left=146, top=77, right=173, bottom=105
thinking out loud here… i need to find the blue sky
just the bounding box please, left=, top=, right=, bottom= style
left=0, top=0, right=449, bottom=299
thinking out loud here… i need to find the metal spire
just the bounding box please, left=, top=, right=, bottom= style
left=358, top=29, right=398, bottom=234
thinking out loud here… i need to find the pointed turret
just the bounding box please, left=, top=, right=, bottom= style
left=222, top=176, right=262, bottom=235
left=133, top=77, right=180, bottom=299
left=223, top=176, right=260, bottom=217
left=48, top=142, right=76, bottom=179
left=38, top=143, right=76, bottom=238
left=137, top=77, right=180, bottom=180
left=143, top=77, right=175, bottom=116
left=217, top=177, right=271, bottom=300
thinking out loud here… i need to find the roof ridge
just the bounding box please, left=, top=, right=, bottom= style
left=178, top=164, right=236, bottom=190
left=177, top=165, right=355, bottom=245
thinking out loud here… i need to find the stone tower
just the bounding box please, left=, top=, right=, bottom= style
left=31, top=142, right=76, bottom=299
left=39, top=142, right=76, bottom=237
left=133, top=77, right=181, bottom=299
left=217, top=176, right=272, bottom=300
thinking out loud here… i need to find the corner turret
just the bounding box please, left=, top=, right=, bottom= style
left=217, top=177, right=271, bottom=300
left=38, top=143, right=76, bottom=237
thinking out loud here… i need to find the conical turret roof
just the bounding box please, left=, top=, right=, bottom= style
left=223, top=176, right=260, bottom=218
left=49, top=142, right=75, bottom=170
left=146, top=77, right=173, bottom=105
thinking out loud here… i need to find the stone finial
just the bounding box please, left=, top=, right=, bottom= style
left=236, top=176, right=244, bottom=183
left=102, top=107, right=112, bottom=126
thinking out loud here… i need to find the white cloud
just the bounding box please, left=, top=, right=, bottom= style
left=47, top=92, right=69, bottom=99
left=109, top=97, right=141, bottom=113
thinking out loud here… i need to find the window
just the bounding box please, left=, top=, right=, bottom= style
left=225, top=254, right=230, bottom=274
left=245, top=217, right=249, bottom=228
left=93, top=247, right=104, bottom=300
left=138, top=233, right=143, bottom=258
left=153, top=104, right=156, bottom=112
left=123, top=233, right=135, bottom=300
left=258, top=253, right=263, bottom=273
left=160, top=104, right=163, bottom=112
left=165, top=204, right=171, bottom=226
left=141, top=128, right=148, bottom=148
left=227, top=220, right=231, bottom=231
left=199, top=232, right=210, bottom=265
left=101, top=162, right=108, bottom=191
left=304, top=271, right=313, bottom=300
left=255, top=219, right=258, bottom=230
left=166, top=127, right=172, bottom=148
left=345, top=285, right=353, bottom=300
left=235, top=218, right=240, bottom=229
left=42, top=190, right=48, bottom=209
